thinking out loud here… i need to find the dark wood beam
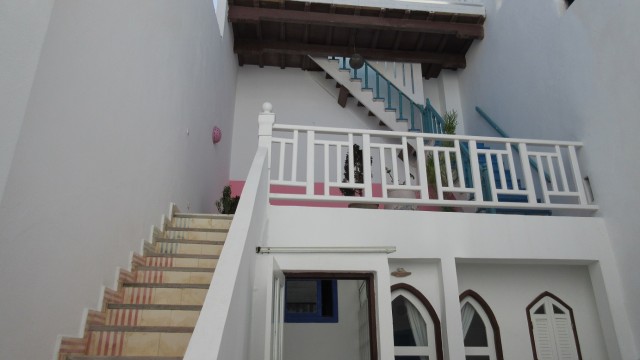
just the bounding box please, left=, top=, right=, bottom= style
left=234, top=40, right=466, bottom=68
left=338, top=85, right=349, bottom=107
left=228, top=5, right=484, bottom=39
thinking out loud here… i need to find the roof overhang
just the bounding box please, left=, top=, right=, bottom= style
left=228, top=0, right=485, bottom=78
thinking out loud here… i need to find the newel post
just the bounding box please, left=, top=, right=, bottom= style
left=258, top=102, right=275, bottom=148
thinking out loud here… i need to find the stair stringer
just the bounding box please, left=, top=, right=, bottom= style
left=311, top=56, right=410, bottom=134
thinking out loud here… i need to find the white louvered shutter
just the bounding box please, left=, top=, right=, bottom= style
left=532, top=315, right=557, bottom=360
left=553, top=315, right=578, bottom=360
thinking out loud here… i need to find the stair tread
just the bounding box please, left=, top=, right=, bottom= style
left=122, top=283, right=209, bottom=289
left=68, top=357, right=182, bottom=360
left=164, top=227, right=228, bottom=233
left=173, top=213, right=232, bottom=219
left=108, top=304, right=202, bottom=310
left=87, top=325, right=194, bottom=333
left=154, top=238, right=225, bottom=245
left=135, top=266, right=215, bottom=272
left=144, top=253, right=219, bottom=259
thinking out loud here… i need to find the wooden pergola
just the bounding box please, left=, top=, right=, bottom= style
left=228, top=0, right=485, bottom=78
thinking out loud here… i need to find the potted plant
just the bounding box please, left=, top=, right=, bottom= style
left=216, top=185, right=240, bottom=214
left=426, top=109, right=459, bottom=212
left=340, top=144, right=378, bottom=208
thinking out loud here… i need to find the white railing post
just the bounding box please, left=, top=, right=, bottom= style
left=469, top=140, right=484, bottom=202
left=363, top=134, right=373, bottom=198
left=258, top=102, right=275, bottom=149
left=568, top=146, right=588, bottom=205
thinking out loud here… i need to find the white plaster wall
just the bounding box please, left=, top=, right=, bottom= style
left=388, top=259, right=443, bottom=319
left=231, top=66, right=397, bottom=181
left=283, top=280, right=362, bottom=360
left=457, top=263, right=607, bottom=360
left=0, top=1, right=237, bottom=359
left=265, top=205, right=629, bottom=358
left=457, top=1, right=640, bottom=353
left=0, top=0, right=55, bottom=204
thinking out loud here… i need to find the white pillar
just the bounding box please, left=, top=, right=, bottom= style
left=440, top=257, right=465, bottom=360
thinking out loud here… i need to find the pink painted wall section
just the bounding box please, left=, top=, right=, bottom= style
left=229, top=180, right=457, bottom=211
left=229, top=180, right=383, bottom=208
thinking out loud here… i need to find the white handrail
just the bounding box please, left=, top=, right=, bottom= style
left=268, top=122, right=597, bottom=213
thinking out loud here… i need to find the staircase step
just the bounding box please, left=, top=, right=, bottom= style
left=122, top=288, right=207, bottom=305
left=108, top=304, right=202, bottom=311
left=154, top=238, right=224, bottom=245
left=144, top=257, right=217, bottom=269
left=69, top=357, right=182, bottom=360
left=86, top=330, right=192, bottom=357
left=169, top=217, right=231, bottom=230
left=123, top=283, right=209, bottom=289
left=88, top=326, right=194, bottom=333
left=152, top=243, right=223, bottom=256
left=164, top=226, right=228, bottom=233
left=132, top=270, right=212, bottom=285
left=104, top=309, right=200, bottom=327
left=136, top=266, right=214, bottom=273
left=162, top=231, right=227, bottom=242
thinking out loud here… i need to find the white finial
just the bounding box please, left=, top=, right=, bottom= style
left=262, top=102, right=273, bottom=114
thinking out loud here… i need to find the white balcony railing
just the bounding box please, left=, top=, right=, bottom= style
left=259, top=103, right=597, bottom=214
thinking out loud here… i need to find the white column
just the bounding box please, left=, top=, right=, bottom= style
left=438, top=70, right=466, bottom=134
left=440, top=257, right=466, bottom=360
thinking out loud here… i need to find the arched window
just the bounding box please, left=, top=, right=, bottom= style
left=526, top=292, right=582, bottom=360
left=459, top=290, right=503, bottom=360
left=391, top=284, right=443, bottom=360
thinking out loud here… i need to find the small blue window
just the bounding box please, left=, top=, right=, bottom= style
left=285, top=279, right=338, bottom=323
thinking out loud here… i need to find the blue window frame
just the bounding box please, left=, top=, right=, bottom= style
left=284, top=279, right=338, bottom=323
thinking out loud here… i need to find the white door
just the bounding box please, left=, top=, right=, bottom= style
left=270, top=260, right=285, bottom=360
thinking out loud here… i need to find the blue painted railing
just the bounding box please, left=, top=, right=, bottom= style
left=475, top=106, right=551, bottom=183
left=331, top=56, right=477, bottom=189
left=333, top=56, right=426, bottom=133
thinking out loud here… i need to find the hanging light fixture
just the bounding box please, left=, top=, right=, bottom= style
left=349, top=53, right=364, bottom=69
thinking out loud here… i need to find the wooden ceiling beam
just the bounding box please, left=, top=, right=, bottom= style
left=234, top=40, right=466, bottom=68
left=228, top=5, right=484, bottom=39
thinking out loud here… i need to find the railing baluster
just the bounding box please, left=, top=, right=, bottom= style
left=386, top=81, right=393, bottom=110
left=324, top=143, right=330, bottom=195
left=518, top=143, right=537, bottom=204
left=348, top=133, right=355, bottom=185
left=555, top=145, right=570, bottom=192
left=536, top=154, right=550, bottom=203
left=433, top=150, right=444, bottom=200
left=416, top=137, right=429, bottom=200
left=363, top=134, right=372, bottom=198
left=568, top=145, right=588, bottom=205
left=364, top=65, right=370, bottom=89
left=379, top=146, right=388, bottom=198
left=306, top=131, right=315, bottom=195
left=375, top=74, right=381, bottom=99
left=291, top=130, right=298, bottom=182
left=547, top=155, right=558, bottom=192
left=398, top=95, right=404, bottom=120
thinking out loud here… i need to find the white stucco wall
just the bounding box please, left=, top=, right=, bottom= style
left=231, top=66, right=400, bottom=181
left=0, top=1, right=237, bottom=359
left=265, top=205, right=630, bottom=359
left=283, top=280, right=362, bottom=360
left=457, top=263, right=608, bottom=360
left=0, top=0, right=56, bottom=204
left=457, top=1, right=640, bottom=354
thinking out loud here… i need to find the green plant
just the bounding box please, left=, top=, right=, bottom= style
left=216, top=185, right=240, bottom=214
left=340, top=144, right=371, bottom=196
left=385, top=167, right=414, bottom=185
left=427, top=109, right=459, bottom=185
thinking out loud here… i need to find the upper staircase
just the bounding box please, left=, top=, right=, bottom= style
left=57, top=208, right=233, bottom=360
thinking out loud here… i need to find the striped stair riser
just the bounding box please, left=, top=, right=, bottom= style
left=170, top=217, right=232, bottom=229
left=144, top=257, right=218, bottom=269
left=135, top=271, right=213, bottom=284
left=153, top=243, right=223, bottom=256
left=163, top=231, right=227, bottom=242
left=87, top=331, right=192, bottom=357
left=123, top=288, right=207, bottom=305
left=105, top=309, right=200, bottom=327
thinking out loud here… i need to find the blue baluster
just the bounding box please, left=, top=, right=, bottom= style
left=375, top=74, right=381, bottom=100
left=341, top=57, right=348, bottom=70
left=386, top=82, right=393, bottom=110
left=398, top=94, right=405, bottom=121
left=363, top=65, right=370, bottom=90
